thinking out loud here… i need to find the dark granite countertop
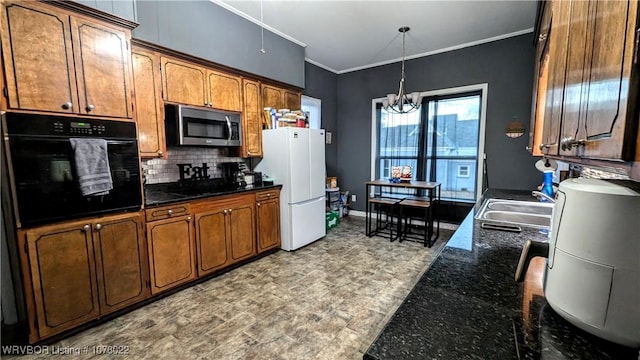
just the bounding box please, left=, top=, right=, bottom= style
left=144, top=180, right=282, bottom=206
left=365, top=189, right=640, bottom=360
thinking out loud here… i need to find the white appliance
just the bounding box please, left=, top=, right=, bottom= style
left=255, top=128, right=326, bottom=251
left=516, top=178, right=640, bottom=347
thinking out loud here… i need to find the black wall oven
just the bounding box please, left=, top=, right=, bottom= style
left=2, top=113, right=142, bottom=228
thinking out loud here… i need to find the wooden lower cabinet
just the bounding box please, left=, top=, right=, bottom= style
left=92, top=213, right=149, bottom=315
left=192, top=194, right=256, bottom=275
left=194, top=208, right=229, bottom=276
left=256, top=190, right=281, bottom=253
left=18, top=212, right=148, bottom=342
left=146, top=214, right=196, bottom=295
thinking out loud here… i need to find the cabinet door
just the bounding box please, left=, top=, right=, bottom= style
left=579, top=0, right=638, bottom=160
left=92, top=213, right=149, bottom=315
left=559, top=0, right=590, bottom=156
left=71, top=17, right=132, bottom=118
left=256, top=198, right=280, bottom=253
left=132, top=48, right=166, bottom=158
left=194, top=208, right=230, bottom=276
left=161, top=57, right=207, bottom=107
left=283, top=90, right=301, bottom=110
left=529, top=1, right=551, bottom=157
left=0, top=1, right=78, bottom=113
left=261, top=84, right=283, bottom=110
left=24, top=221, right=99, bottom=339
left=241, top=79, right=263, bottom=157
left=146, top=215, right=196, bottom=294
left=541, top=0, right=571, bottom=155
left=228, top=200, right=256, bottom=263
left=208, top=70, right=242, bottom=112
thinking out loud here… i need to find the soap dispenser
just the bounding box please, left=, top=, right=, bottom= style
left=541, top=171, right=555, bottom=201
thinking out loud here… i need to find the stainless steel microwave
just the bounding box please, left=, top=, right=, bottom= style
left=165, top=104, right=242, bottom=146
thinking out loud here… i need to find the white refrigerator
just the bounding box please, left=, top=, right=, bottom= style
left=255, top=128, right=326, bottom=251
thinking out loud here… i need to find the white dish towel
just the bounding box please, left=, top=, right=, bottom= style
left=69, top=138, right=113, bottom=196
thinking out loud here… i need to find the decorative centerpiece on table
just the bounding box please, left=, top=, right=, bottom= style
left=400, top=165, right=412, bottom=181
left=390, top=166, right=402, bottom=183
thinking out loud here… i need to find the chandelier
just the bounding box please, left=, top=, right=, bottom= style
left=381, top=27, right=421, bottom=114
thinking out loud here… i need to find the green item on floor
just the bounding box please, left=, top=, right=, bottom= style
left=326, top=211, right=340, bottom=230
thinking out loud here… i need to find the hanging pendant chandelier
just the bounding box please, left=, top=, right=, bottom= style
left=381, top=27, right=421, bottom=114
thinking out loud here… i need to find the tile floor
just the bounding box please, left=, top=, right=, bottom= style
left=7, top=216, right=454, bottom=360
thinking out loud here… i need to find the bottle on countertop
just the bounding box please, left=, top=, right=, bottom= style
left=540, top=171, right=555, bottom=202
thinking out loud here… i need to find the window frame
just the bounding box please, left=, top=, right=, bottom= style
left=371, top=83, right=488, bottom=202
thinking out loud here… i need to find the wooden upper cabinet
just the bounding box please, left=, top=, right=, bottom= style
left=208, top=70, right=242, bottom=112
left=161, top=56, right=207, bottom=107
left=283, top=90, right=301, bottom=110
left=1, top=1, right=77, bottom=114
left=71, top=18, right=132, bottom=118
left=540, top=0, right=571, bottom=156
left=0, top=0, right=134, bottom=118
left=132, top=47, right=166, bottom=158
left=534, top=0, right=639, bottom=161
left=558, top=0, right=589, bottom=157
left=261, top=84, right=284, bottom=110
left=529, top=1, right=551, bottom=157
left=92, top=213, right=149, bottom=315
left=22, top=220, right=100, bottom=340
left=241, top=79, right=263, bottom=157
left=146, top=215, right=196, bottom=295
left=576, top=0, right=638, bottom=160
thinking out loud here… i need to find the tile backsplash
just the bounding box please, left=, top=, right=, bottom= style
left=142, top=147, right=246, bottom=184
left=570, top=163, right=630, bottom=180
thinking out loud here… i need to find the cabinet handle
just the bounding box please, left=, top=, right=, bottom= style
left=525, top=146, right=532, bottom=152
left=158, top=151, right=163, bottom=156
left=539, top=143, right=551, bottom=151
left=223, top=209, right=228, bottom=214
left=538, top=33, right=547, bottom=42
left=560, top=136, right=586, bottom=151
left=167, top=209, right=173, bottom=216
left=208, top=102, right=212, bottom=107
left=95, top=223, right=102, bottom=231
left=82, top=224, right=90, bottom=232
left=61, top=102, right=72, bottom=110
left=257, top=202, right=261, bottom=207
left=228, top=209, right=232, bottom=213
left=186, top=216, right=191, bottom=221
left=204, top=102, right=208, bottom=106
left=86, top=104, right=95, bottom=112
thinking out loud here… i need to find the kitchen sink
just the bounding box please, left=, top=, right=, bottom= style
left=475, top=199, right=554, bottom=229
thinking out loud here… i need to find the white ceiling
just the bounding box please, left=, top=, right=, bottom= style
left=214, top=0, right=537, bottom=74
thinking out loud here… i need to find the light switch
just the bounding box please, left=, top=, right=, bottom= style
left=326, top=132, right=332, bottom=144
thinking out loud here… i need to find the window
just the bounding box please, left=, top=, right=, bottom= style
left=458, top=165, right=470, bottom=177
left=372, top=85, right=486, bottom=202
left=301, top=95, right=321, bottom=129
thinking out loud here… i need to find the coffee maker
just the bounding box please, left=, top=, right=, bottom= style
left=219, top=162, right=246, bottom=188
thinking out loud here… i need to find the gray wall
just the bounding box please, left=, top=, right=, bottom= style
left=134, top=1, right=305, bottom=88
left=74, top=0, right=137, bottom=21
left=335, top=34, right=540, bottom=211
left=303, top=63, right=338, bottom=177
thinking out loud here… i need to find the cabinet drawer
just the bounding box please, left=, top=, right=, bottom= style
left=146, top=204, right=190, bottom=221
left=256, top=190, right=279, bottom=202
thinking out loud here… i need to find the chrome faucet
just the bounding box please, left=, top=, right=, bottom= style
left=532, top=191, right=555, bottom=203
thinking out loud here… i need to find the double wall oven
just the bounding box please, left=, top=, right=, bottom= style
left=2, top=113, right=142, bottom=228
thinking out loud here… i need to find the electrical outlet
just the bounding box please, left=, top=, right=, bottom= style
left=351, top=194, right=356, bottom=203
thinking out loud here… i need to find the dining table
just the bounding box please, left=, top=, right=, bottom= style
left=365, top=179, right=441, bottom=247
